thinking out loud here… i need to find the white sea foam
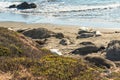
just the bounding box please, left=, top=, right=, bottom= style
left=37, top=3, right=120, bottom=13
left=0, top=1, right=120, bottom=14
left=59, top=3, right=120, bottom=12
left=0, top=2, right=20, bottom=12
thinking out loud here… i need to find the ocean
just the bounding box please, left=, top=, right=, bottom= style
left=0, top=0, right=120, bottom=28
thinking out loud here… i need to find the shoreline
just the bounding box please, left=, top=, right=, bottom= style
left=0, top=9, right=120, bottom=28
left=0, top=21, right=120, bottom=32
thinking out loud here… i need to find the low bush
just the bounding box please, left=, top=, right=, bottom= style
left=0, top=46, right=11, bottom=56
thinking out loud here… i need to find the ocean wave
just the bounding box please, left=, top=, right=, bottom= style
left=0, top=1, right=120, bottom=15
left=36, top=3, right=120, bottom=13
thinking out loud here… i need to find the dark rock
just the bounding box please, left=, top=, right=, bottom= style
left=106, top=40, right=120, bottom=61
left=22, top=28, right=54, bottom=39
left=85, top=56, right=116, bottom=69
left=76, top=33, right=94, bottom=39
left=14, top=2, right=37, bottom=9
left=72, top=43, right=99, bottom=55
left=55, top=33, right=64, bottom=39
left=59, top=38, right=70, bottom=45
left=17, top=2, right=30, bottom=9
left=29, top=3, right=37, bottom=8
left=9, top=4, right=16, bottom=8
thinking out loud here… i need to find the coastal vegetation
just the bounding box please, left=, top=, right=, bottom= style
left=0, top=27, right=120, bottom=80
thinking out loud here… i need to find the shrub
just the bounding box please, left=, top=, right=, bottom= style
left=0, top=46, right=11, bottom=56
left=30, top=55, right=103, bottom=80
left=0, top=55, right=105, bottom=80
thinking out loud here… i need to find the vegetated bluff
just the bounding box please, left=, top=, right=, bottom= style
left=0, top=27, right=49, bottom=58
left=0, top=27, right=115, bottom=80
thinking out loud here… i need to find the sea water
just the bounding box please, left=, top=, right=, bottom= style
left=0, top=0, right=120, bottom=28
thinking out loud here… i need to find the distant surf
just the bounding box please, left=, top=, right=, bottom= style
left=0, top=0, right=120, bottom=28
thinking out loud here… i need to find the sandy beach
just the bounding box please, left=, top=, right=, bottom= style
left=0, top=21, right=120, bottom=56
